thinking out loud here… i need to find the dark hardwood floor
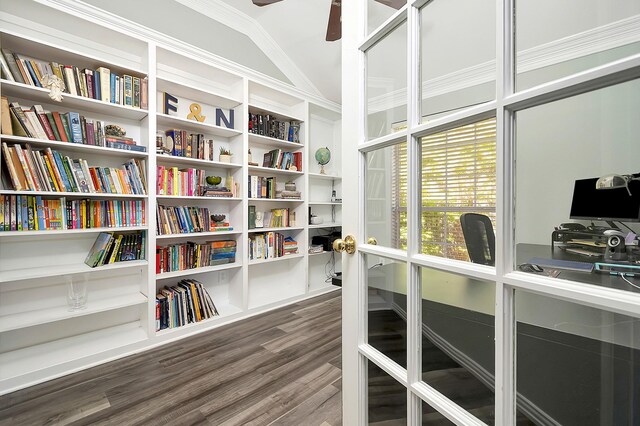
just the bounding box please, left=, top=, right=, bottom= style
left=0, top=291, right=343, bottom=426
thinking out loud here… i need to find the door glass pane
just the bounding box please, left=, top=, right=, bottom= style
left=366, top=142, right=407, bottom=250
left=516, top=291, right=640, bottom=425
left=422, top=400, right=455, bottom=425
left=420, top=266, right=496, bottom=424
left=367, top=22, right=407, bottom=140
left=367, top=0, right=405, bottom=36
left=514, top=79, right=640, bottom=294
left=420, top=0, right=495, bottom=123
left=368, top=359, right=407, bottom=425
left=367, top=254, right=407, bottom=368
left=420, top=119, right=497, bottom=262
left=515, top=1, right=640, bottom=91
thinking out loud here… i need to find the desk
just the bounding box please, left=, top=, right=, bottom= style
left=517, top=243, right=640, bottom=293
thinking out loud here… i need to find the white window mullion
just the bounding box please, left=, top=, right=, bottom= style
left=495, top=0, right=516, bottom=423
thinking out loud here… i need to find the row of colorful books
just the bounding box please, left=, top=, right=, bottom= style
left=65, top=199, right=146, bottom=230
left=3, top=98, right=146, bottom=152
left=1, top=48, right=148, bottom=109
left=248, top=113, right=300, bottom=142
left=84, top=231, right=145, bottom=267
left=156, top=279, right=220, bottom=330
left=0, top=196, right=144, bottom=231
left=160, top=129, right=214, bottom=160
left=262, top=149, right=302, bottom=172
left=2, top=142, right=147, bottom=194
left=248, top=206, right=296, bottom=230
left=156, top=204, right=232, bottom=235
left=156, top=240, right=237, bottom=274
left=155, top=166, right=238, bottom=198
left=248, top=232, right=298, bottom=260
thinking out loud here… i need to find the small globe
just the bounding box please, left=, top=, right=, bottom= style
left=315, top=147, right=331, bottom=166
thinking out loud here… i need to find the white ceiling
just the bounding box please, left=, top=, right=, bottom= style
left=216, top=0, right=343, bottom=104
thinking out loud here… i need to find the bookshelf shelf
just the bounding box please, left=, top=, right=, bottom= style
left=248, top=165, right=303, bottom=176
left=308, top=173, right=342, bottom=180
left=156, top=113, right=242, bottom=138
left=155, top=302, right=243, bottom=336
left=0, top=135, right=149, bottom=158
left=0, top=260, right=148, bottom=283
left=0, top=226, right=148, bottom=238
left=248, top=253, right=305, bottom=265
left=0, top=321, right=147, bottom=381
left=248, top=198, right=304, bottom=203
left=0, top=190, right=147, bottom=199
left=248, top=226, right=304, bottom=233
left=0, top=293, right=148, bottom=333
left=156, top=230, right=241, bottom=240
left=0, top=80, right=149, bottom=121
left=308, top=223, right=342, bottom=229
left=156, top=262, right=242, bottom=280
left=156, top=155, right=242, bottom=169
left=248, top=133, right=304, bottom=150
left=308, top=201, right=342, bottom=206
left=155, top=195, right=241, bottom=201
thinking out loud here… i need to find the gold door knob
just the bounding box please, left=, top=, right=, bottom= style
left=367, top=237, right=377, bottom=245
left=333, top=235, right=356, bottom=254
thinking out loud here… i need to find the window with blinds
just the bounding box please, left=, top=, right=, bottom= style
left=392, top=118, right=496, bottom=261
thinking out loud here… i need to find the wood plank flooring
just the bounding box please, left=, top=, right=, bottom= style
left=0, top=291, right=343, bottom=426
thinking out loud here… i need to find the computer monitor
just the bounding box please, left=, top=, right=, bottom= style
left=570, top=177, right=640, bottom=222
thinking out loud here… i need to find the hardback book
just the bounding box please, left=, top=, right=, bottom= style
left=1, top=49, right=21, bottom=83
left=0, top=96, right=12, bottom=135
left=67, top=112, right=83, bottom=144
left=123, top=75, right=133, bottom=107
left=248, top=205, right=256, bottom=229
left=96, top=66, right=110, bottom=103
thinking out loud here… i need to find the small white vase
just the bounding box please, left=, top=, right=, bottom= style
left=219, top=154, right=232, bottom=163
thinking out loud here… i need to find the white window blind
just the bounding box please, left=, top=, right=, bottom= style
left=393, top=118, right=496, bottom=260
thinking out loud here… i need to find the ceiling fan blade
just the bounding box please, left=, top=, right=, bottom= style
left=252, top=0, right=283, bottom=6
left=374, top=0, right=405, bottom=9
left=325, top=0, right=341, bottom=41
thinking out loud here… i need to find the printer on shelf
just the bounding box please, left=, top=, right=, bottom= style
left=312, top=231, right=341, bottom=252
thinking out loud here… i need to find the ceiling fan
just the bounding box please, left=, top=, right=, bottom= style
left=251, top=0, right=405, bottom=42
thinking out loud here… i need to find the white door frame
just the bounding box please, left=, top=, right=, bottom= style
left=342, top=0, right=640, bottom=424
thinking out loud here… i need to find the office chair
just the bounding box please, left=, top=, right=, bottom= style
left=460, top=213, right=495, bottom=266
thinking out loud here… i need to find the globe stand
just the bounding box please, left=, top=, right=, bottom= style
left=319, top=163, right=326, bottom=175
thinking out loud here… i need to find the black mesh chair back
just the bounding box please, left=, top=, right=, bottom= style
left=460, top=213, right=495, bottom=266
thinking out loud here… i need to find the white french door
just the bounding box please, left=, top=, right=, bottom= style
left=341, top=0, right=640, bottom=425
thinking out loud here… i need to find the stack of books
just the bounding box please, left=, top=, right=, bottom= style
left=200, top=185, right=233, bottom=198
left=1, top=48, right=148, bottom=108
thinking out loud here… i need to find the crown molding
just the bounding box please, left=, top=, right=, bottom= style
left=368, top=14, right=640, bottom=113
left=31, top=0, right=338, bottom=112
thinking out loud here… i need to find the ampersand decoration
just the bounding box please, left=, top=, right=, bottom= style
left=187, top=103, right=206, bottom=122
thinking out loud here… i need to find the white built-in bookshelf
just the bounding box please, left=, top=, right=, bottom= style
left=0, top=5, right=341, bottom=395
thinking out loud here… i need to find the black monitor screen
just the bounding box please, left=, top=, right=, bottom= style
left=570, top=177, right=640, bottom=222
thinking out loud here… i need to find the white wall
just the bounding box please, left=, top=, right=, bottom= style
left=77, top=0, right=291, bottom=85
left=515, top=69, right=640, bottom=245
